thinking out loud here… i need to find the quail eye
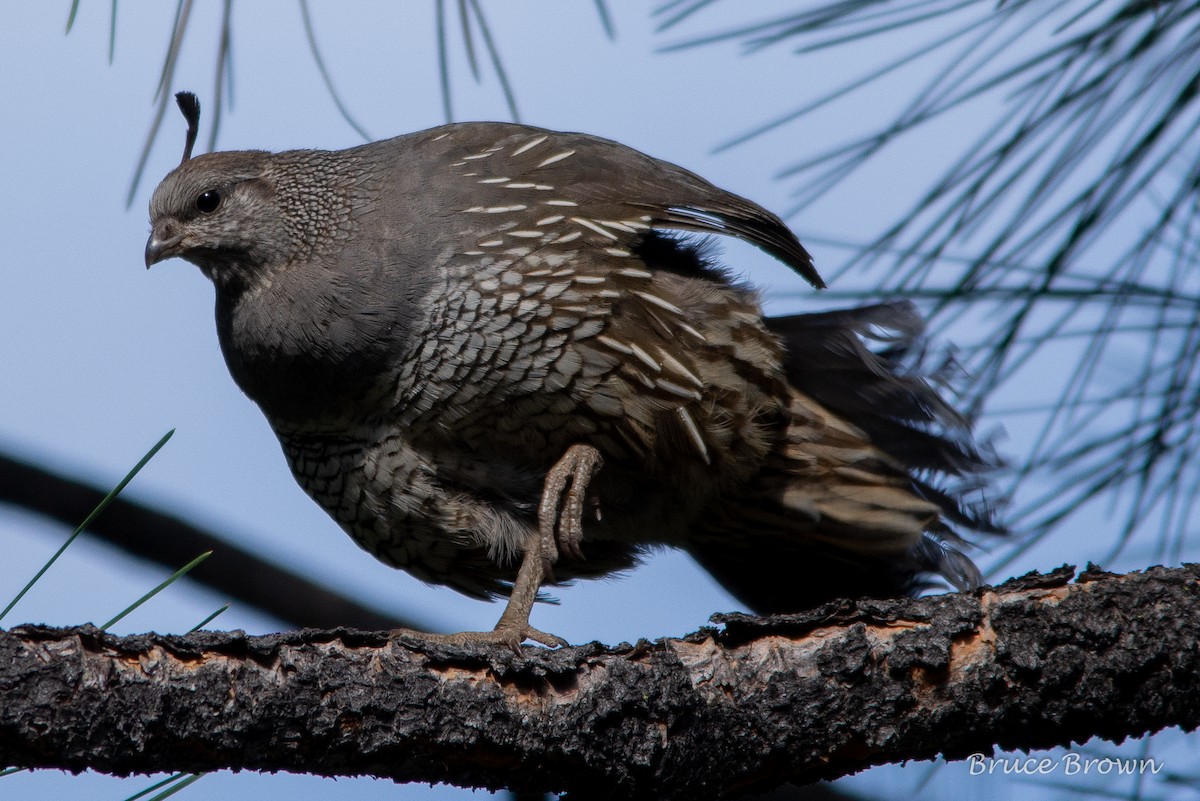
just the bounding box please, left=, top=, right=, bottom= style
left=195, top=190, right=222, bottom=213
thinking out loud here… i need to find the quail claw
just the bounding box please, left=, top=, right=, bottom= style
left=539, top=443, right=603, bottom=564
left=391, top=625, right=568, bottom=653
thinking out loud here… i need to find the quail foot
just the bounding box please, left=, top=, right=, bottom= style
left=146, top=93, right=998, bottom=649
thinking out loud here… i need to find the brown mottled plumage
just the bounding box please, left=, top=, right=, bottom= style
left=145, top=93, right=997, bottom=648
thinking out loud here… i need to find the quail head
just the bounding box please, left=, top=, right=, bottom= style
left=146, top=92, right=998, bottom=648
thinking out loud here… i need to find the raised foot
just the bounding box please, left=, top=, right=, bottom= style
left=391, top=625, right=568, bottom=652
left=386, top=444, right=602, bottom=655
left=539, top=443, right=604, bottom=564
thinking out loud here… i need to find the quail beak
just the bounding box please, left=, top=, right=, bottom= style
left=144, top=231, right=183, bottom=268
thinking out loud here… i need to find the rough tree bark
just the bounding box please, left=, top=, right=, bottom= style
left=2, top=564, right=1197, bottom=799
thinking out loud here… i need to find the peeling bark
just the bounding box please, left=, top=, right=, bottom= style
left=2, top=564, right=1198, bottom=799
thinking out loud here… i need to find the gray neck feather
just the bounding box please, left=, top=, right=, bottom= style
left=213, top=147, right=434, bottom=427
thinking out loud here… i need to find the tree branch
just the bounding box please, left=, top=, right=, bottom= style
left=3, top=564, right=1198, bottom=799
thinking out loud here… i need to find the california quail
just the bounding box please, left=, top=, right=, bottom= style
left=145, top=93, right=996, bottom=648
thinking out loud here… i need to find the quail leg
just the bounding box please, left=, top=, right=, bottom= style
left=393, top=444, right=603, bottom=651
left=389, top=547, right=567, bottom=650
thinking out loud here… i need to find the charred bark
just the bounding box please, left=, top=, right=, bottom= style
left=2, top=564, right=1197, bottom=799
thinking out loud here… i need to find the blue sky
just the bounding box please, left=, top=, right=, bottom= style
left=0, top=3, right=1181, bottom=800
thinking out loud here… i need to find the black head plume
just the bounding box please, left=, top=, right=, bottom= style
left=175, top=91, right=201, bottom=164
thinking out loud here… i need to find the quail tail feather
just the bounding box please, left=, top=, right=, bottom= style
left=689, top=302, right=1000, bottom=614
